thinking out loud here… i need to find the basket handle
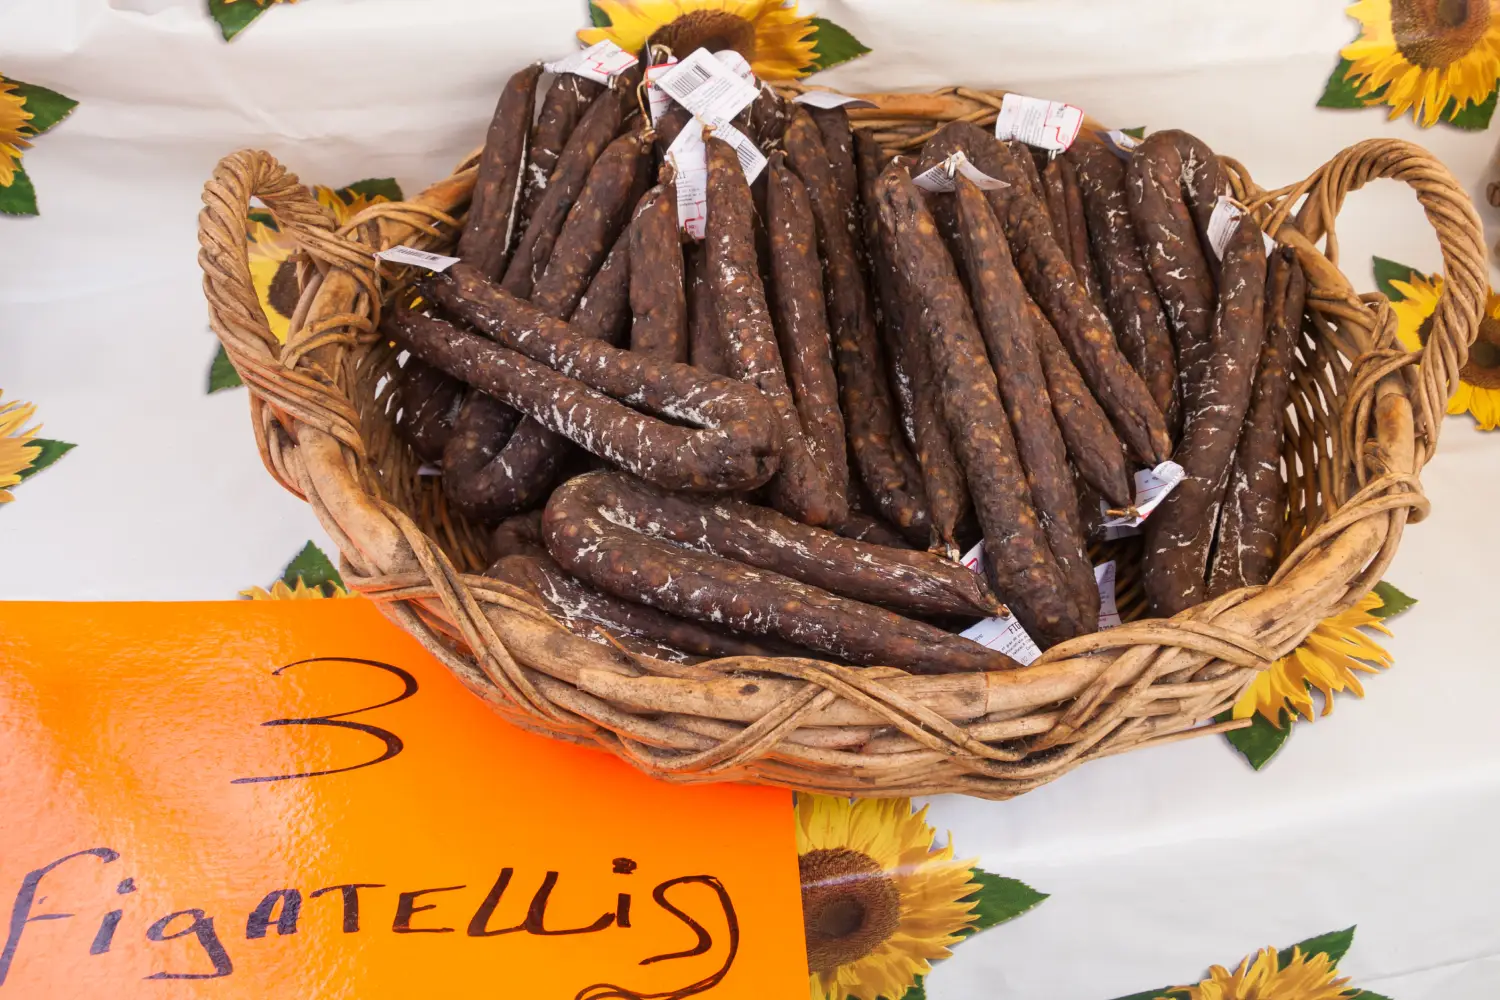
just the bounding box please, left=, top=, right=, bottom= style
left=1273, top=138, right=1487, bottom=467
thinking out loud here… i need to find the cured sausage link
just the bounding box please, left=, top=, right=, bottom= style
left=878, top=162, right=1084, bottom=647
left=628, top=177, right=689, bottom=363
left=706, top=134, right=844, bottom=527
left=543, top=472, right=1020, bottom=673
left=1144, top=211, right=1268, bottom=616
left=1208, top=246, right=1305, bottom=595
left=458, top=64, right=541, bottom=281
left=953, top=173, right=1099, bottom=629
left=518, top=73, right=605, bottom=232
left=563, top=471, right=999, bottom=618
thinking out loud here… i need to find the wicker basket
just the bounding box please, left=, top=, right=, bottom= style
left=198, top=86, right=1484, bottom=800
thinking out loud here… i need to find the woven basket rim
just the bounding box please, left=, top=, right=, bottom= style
left=196, top=86, right=1485, bottom=799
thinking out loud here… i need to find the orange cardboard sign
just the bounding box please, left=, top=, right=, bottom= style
left=0, top=601, right=805, bottom=998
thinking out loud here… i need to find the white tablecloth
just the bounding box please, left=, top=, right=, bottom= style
left=3, top=2, right=1497, bottom=997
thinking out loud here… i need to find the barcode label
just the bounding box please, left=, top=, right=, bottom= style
left=993, top=94, right=1084, bottom=152
left=957, top=541, right=1043, bottom=665
left=1206, top=195, right=1276, bottom=259
left=666, top=121, right=765, bottom=239
left=1102, top=461, right=1187, bottom=528
left=656, top=48, right=759, bottom=128
left=793, top=90, right=878, bottom=110
left=646, top=57, right=679, bottom=123
left=1101, top=129, right=1141, bottom=159
left=544, top=40, right=637, bottom=85
left=910, top=150, right=1009, bottom=193
left=1095, top=561, right=1122, bottom=629
left=374, top=245, right=461, bottom=271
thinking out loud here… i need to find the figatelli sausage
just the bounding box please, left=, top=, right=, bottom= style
left=1007, top=140, right=1050, bottom=224
left=1144, top=211, right=1268, bottom=616
left=1208, top=246, right=1305, bottom=595
left=809, top=106, right=861, bottom=251
left=570, top=225, right=633, bottom=343
left=489, top=510, right=548, bottom=561
left=878, top=163, right=1083, bottom=646
left=502, top=85, right=623, bottom=299
left=518, top=73, right=605, bottom=232
left=1127, top=130, right=1229, bottom=416
left=557, top=471, right=998, bottom=617
left=1040, top=156, right=1073, bottom=261
left=783, top=109, right=930, bottom=542
left=766, top=151, right=850, bottom=517
left=954, top=173, right=1099, bottom=627
left=1057, top=153, right=1108, bottom=317
left=858, top=140, right=969, bottom=558
left=390, top=358, right=464, bottom=463
left=944, top=124, right=1172, bottom=467
left=397, top=270, right=782, bottom=491
left=544, top=473, right=1019, bottom=673
left=458, top=64, right=541, bottom=281
left=532, top=131, right=651, bottom=320
left=486, top=552, right=793, bottom=661
left=628, top=177, right=690, bottom=363
left=1068, top=139, right=1181, bottom=438
left=440, top=392, right=530, bottom=520
left=706, top=134, right=845, bottom=527
left=834, top=510, right=916, bottom=550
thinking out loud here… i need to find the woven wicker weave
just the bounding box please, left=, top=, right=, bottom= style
left=198, top=87, right=1485, bottom=799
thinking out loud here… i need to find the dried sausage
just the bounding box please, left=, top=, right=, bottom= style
left=441, top=392, right=529, bottom=520
left=1032, top=306, right=1134, bottom=508
left=808, top=106, right=861, bottom=254
left=486, top=552, right=794, bottom=661
left=489, top=510, right=547, bottom=561
left=878, top=162, right=1083, bottom=646
left=389, top=358, right=464, bottom=463
left=532, top=131, right=651, bottom=320
left=1144, top=211, right=1267, bottom=616
left=1057, top=153, right=1108, bottom=316
left=570, top=224, right=633, bottom=343
left=502, top=86, right=623, bottom=299
left=766, top=151, right=849, bottom=518
left=783, top=108, right=929, bottom=541
left=544, top=472, right=1019, bottom=673
left=394, top=271, right=782, bottom=491
left=684, top=238, right=728, bottom=374
left=1068, top=139, right=1181, bottom=438
left=562, top=471, right=998, bottom=617
left=954, top=172, right=1098, bottom=628
left=1208, top=246, right=1304, bottom=595
left=458, top=64, right=541, bottom=281
left=1040, top=155, right=1072, bottom=261
left=518, top=73, right=605, bottom=231
left=628, top=176, right=689, bottom=362
left=706, top=134, right=844, bottom=527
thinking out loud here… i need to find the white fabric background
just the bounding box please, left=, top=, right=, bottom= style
left=2, top=1, right=1498, bottom=997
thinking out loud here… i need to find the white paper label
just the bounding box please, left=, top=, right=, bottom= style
left=374, top=245, right=461, bottom=271
left=646, top=57, right=679, bottom=123
left=543, top=40, right=637, bottom=85
left=1100, top=500, right=1140, bottom=540
left=993, top=94, right=1084, bottom=152
left=1102, top=460, right=1187, bottom=528
left=416, top=462, right=443, bottom=477
left=1206, top=195, right=1276, bottom=259
left=666, top=121, right=764, bottom=239
left=957, top=541, right=1043, bottom=666
left=1095, top=561, right=1122, bottom=629
left=1101, top=129, right=1141, bottom=159
left=713, top=48, right=755, bottom=81
left=792, top=90, right=878, bottom=110
left=910, top=150, right=1009, bottom=194
left=656, top=48, right=759, bottom=129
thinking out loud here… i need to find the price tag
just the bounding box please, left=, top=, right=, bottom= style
left=1205, top=195, right=1277, bottom=259
left=910, top=150, right=1009, bottom=194
left=993, top=94, right=1084, bottom=153
left=656, top=48, right=760, bottom=129
left=1102, top=460, right=1187, bottom=529
left=645, top=56, right=679, bottom=123
left=792, top=90, right=878, bottom=110
left=0, top=602, right=805, bottom=997
left=543, top=39, right=637, bottom=85
left=374, top=245, right=461, bottom=271
left=1100, top=129, right=1141, bottom=159
left=1095, top=560, right=1122, bottom=629
left=957, top=542, right=1043, bottom=666
left=666, top=121, right=765, bottom=240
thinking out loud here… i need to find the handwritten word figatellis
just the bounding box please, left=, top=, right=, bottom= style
left=1, top=848, right=740, bottom=1000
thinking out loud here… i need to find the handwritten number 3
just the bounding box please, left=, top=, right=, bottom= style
left=231, top=657, right=418, bottom=785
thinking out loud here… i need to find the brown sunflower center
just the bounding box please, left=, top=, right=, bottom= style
left=267, top=259, right=301, bottom=320
left=1392, top=0, right=1491, bottom=69
left=648, top=10, right=757, bottom=64
left=1415, top=306, right=1500, bottom=388
left=799, top=847, right=902, bottom=974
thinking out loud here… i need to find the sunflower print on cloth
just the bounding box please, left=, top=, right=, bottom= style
left=1388, top=266, right=1500, bottom=429
left=798, top=796, right=979, bottom=1000
left=1167, top=947, right=1353, bottom=1000
left=0, top=76, right=32, bottom=188
left=0, top=74, right=78, bottom=216
left=1329, top=0, right=1500, bottom=127
left=580, top=0, right=820, bottom=79
left=0, top=392, right=41, bottom=504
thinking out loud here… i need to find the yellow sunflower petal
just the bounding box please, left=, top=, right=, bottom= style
left=1340, top=0, right=1500, bottom=128
left=0, top=77, right=34, bottom=189
left=0, top=393, right=42, bottom=504
left=577, top=0, right=819, bottom=78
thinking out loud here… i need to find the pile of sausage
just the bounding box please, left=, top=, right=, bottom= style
left=380, top=57, right=1306, bottom=674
